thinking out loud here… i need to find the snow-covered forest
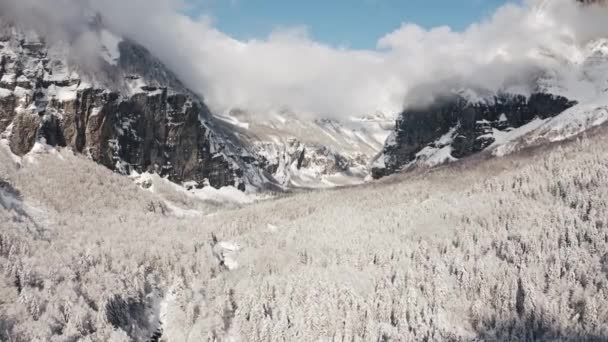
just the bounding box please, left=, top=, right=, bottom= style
left=2, top=125, right=608, bottom=341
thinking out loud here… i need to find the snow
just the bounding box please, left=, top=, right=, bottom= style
left=289, top=167, right=367, bottom=189
left=415, top=145, right=457, bottom=167
left=319, top=127, right=340, bottom=143
left=42, top=66, right=77, bottom=85
left=532, top=100, right=608, bottom=142
left=182, top=180, right=198, bottom=189
left=6, top=127, right=608, bottom=341
left=146, top=89, right=164, bottom=97
left=22, top=141, right=65, bottom=165
left=90, top=107, right=102, bottom=117
left=213, top=241, right=241, bottom=270
left=223, top=255, right=239, bottom=270
left=222, top=108, right=393, bottom=188
left=437, top=126, right=458, bottom=145
left=266, top=224, right=279, bottom=232
left=409, top=126, right=459, bottom=167
left=0, top=87, right=12, bottom=98
left=215, top=113, right=250, bottom=129
left=124, top=78, right=165, bottom=98
left=371, top=152, right=386, bottom=169
left=274, top=113, right=287, bottom=124
left=99, top=29, right=122, bottom=65
left=354, top=130, right=382, bottom=150
left=490, top=98, right=608, bottom=157
left=46, top=84, right=78, bottom=102
left=190, top=186, right=256, bottom=205
left=130, top=171, right=262, bottom=214
left=218, top=241, right=239, bottom=251
left=126, top=77, right=147, bottom=95
left=1, top=73, right=15, bottom=85
left=490, top=118, right=548, bottom=157
left=13, top=86, right=32, bottom=99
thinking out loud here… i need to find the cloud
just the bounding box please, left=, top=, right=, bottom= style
left=1, top=0, right=607, bottom=117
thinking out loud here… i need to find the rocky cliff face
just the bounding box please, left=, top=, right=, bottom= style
left=372, top=93, right=577, bottom=178
left=0, top=21, right=270, bottom=191
left=373, top=22, right=608, bottom=180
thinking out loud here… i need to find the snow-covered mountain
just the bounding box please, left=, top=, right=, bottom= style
left=215, top=109, right=394, bottom=188
left=373, top=31, right=608, bottom=178
left=0, top=16, right=391, bottom=192
left=0, top=17, right=274, bottom=192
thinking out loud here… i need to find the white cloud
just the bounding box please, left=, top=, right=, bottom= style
left=1, top=0, right=607, bottom=118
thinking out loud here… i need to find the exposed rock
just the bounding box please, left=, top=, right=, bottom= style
left=8, top=111, right=39, bottom=156
left=0, top=20, right=271, bottom=191
left=0, top=92, right=15, bottom=132
left=373, top=93, right=576, bottom=178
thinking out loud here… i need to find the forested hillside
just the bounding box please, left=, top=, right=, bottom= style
left=2, top=125, right=608, bottom=341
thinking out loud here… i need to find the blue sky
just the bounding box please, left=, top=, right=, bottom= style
left=192, top=0, right=509, bottom=49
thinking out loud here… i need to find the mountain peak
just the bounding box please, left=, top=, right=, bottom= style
left=0, top=20, right=274, bottom=191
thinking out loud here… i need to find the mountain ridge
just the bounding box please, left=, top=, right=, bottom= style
left=0, top=18, right=275, bottom=191
left=373, top=25, right=608, bottom=179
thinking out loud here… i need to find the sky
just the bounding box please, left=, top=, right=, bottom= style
left=193, top=0, right=508, bottom=49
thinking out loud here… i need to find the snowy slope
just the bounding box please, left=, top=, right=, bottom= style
left=488, top=38, right=608, bottom=156
left=217, top=109, right=394, bottom=188
left=3, top=119, right=608, bottom=341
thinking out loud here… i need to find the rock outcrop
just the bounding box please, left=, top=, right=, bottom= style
left=0, top=20, right=271, bottom=190
left=372, top=93, right=577, bottom=178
